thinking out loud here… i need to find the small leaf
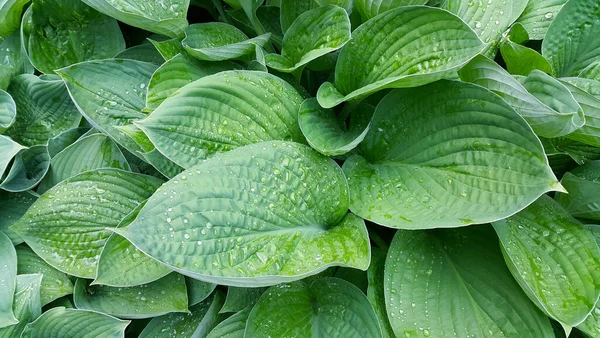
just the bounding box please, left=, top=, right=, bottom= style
left=499, top=24, right=553, bottom=76
left=0, top=190, right=36, bottom=245
left=560, top=81, right=600, bottom=147
left=316, top=6, right=485, bottom=108
left=355, top=0, right=428, bottom=21
left=206, top=306, right=250, bottom=338
left=0, top=232, right=18, bottom=328
left=0, top=0, right=30, bottom=36
left=556, top=161, right=600, bottom=221
left=0, top=90, right=16, bottom=133
left=186, top=277, right=216, bottom=306
left=543, top=137, right=600, bottom=165
left=148, top=37, right=184, bottom=61
left=580, top=61, right=600, bottom=81
left=220, top=287, right=266, bottom=313
left=47, top=127, right=89, bottom=158
left=114, top=44, right=165, bottom=65
left=516, top=0, right=567, bottom=40
left=0, top=135, right=26, bottom=179
left=246, top=277, right=382, bottom=338
left=0, top=145, right=49, bottom=192
left=0, top=274, right=42, bottom=338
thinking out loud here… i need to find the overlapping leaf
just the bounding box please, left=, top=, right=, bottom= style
left=0, top=190, right=36, bottom=244
left=517, top=0, right=567, bottom=40
left=0, top=274, right=42, bottom=338
left=0, top=90, right=15, bottom=133
left=355, top=0, right=428, bottom=21
left=556, top=161, right=600, bottom=221
left=0, top=145, right=50, bottom=192
left=0, top=232, right=18, bottom=328
left=0, top=0, right=30, bottom=36
left=206, top=306, right=250, bottom=338
left=0, top=31, right=34, bottom=90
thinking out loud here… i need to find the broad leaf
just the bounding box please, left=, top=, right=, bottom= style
left=5, top=74, right=81, bottom=147
left=265, top=5, right=350, bottom=73
left=47, top=127, right=89, bottom=158
left=355, top=0, right=428, bottom=21
left=186, top=277, right=216, bottom=306
left=577, top=225, right=600, bottom=337
left=0, top=274, right=42, bottom=338
left=0, top=232, right=18, bottom=328
left=280, top=0, right=319, bottom=33
left=114, top=45, right=164, bottom=65
left=0, top=0, right=30, bottom=36
left=115, top=141, right=370, bottom=287
left=0, top=145, right=50, bottom=192
left=562, top=77, right=600, bottom=100
left=0, top=135, right=25, bottom=179
left=499, top=24, right=553, bottom=76
left=316, top=6, right=485, bottom=108
left=80, top=0, right=189, bottom=38
left=0, top=190, right=36, bottom=244
left=22, top=0, right=125, bottom=74
left=556, top=161, right=600, bottom=221
left=135, top=70, right=305, bottom=169
left=516, top=0, right=567, bottom=40
left=561, top=81, right=600, bottom=147
left=493, top=195, right=600, bottom=327
left=0, top=90, right=15, bottom=133
left=344, top=80, right=560, bottom=229
left=16, top=245, right=73, bottom=306
left=21, top=307, right=129, bottom=338
left=385, top=226, right=554, bottom=338
left=543, top=137, right=600, bottom=165
left=10, top=169, right=163, bottom=278
left=220, top=287, right=266, bottom=313
left=246, top=277, right=382, bottom=338
left=0, top=31, right=34, bottom=90
left=148, top=37, right=184, bottom=61
left=580, top=61, right=600, bottom=81
left=206, top=306, right=250, bottom=338
left=367, top=248, right=395, bottom=338
left=542, top=0, right=600, bottom=76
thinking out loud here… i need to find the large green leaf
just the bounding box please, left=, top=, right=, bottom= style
left=38, top=134, right=130, bottom=193
left=115, top=141, right=370, bottom=287
left=220, top=286, right=266, bottom=313
left=459, top=55, right=584, bottom=138
left=47, top=127, right=89, bottom=158
left=316, top=6, right=485, bottom=108
left=355, top=0, right=428, bottom=21
left=5, top=74, right=81, bottom=147
left=543, top=137, right=600, bottom=165
left=542, top=0, right=600, bottom=76
left=186, top=277, right=216, bottom=306
left=0, top=145, right=50, bottom=192
left=561, top=81, right=600, bottom=147
left=0, top=90, right=15, bottom=133
left=580, top=61, right=600, bottom=81
left=21, top=307, right=129, bottom=338
left=492, top=195, right=600, bottom=327
left=246, top=277, right=382, bottom=338
left=22, top=0, right=125, bottom=74
left=16, top=245, right=73, bottom=306
left=0, top=274, right=42, bottom=338
left=0, top=30, right=34, bottom=90
left=265, top=5, right=350, bottom=73
left=139, top=292, right=224, bottom=338
left=385, top=226, right=554, bottom=338
left=206, top=306, right=250, bottom=338
left=148, top=37, right=184, bottom=61
left=74, top=273, right=189, bottom=319
left=516, top=0, right=567, bottom=40
left=556, top=161, right=600, bottom=221
left=0, top=0, right=30, bottom=36
left=0, top=135, right=25, bottom=179
left=10, top=169, right=163, bottom=278
left=182, top=23, right=270, bottom=61
left=367, top=248, right=394, bottom=338
left=0, top=190, right=36, bottom=245
left=562, top=77, right=600, bottom=100
left=114, top=44, right=164, bottom=65
left=499, top=24, right=553, bottom=76
left=0, top=232, right=18, bottom=328
left=343, top=80, right=560, bottom=229
left=577, top=225, right=600, bottom=337
left=280, top=0, right=319, bottom=33
left=80, top=0, right=189, bottom=38
left=135, top=70, right=305, bottom=169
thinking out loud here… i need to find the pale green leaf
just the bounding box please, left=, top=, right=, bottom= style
left=47, top=127, right=89, bottom=158
left=186, top=277, right=216, bottom=306
left=220, top=287, right=266, bottom=313
left=10, top=169, right=163, bottom=278
left=516, top=0, right=567, bottom=40
left=577, top=225, right=600, bottom=337
left=0, top=90, right=15, bottom=133
left=148, top=37, right=184, bottom=61
left=0, top=145, right=50, bottom=192
left=0, top=190, right=36, bottom=245
left=206, top=306, right=250, bottom=338
left=367, top=248, right=395, bottom=338
left=562, top=77, right=600, bottom=100
left=0, top=30, right=34, bottom=90
left=316, top=6, right=485, bottom=108
left=560, top=81, right=600, bottom=147
left=0, top=135, right=26, bottom=179
left=115, top=141, right=370, bottom=287
left=0, top=274, right=42, bottom=338
left=0, top=232, right=18, bottom=328
left=580, top=61, right=600, bottom=81
left=385, top=226, right=554, bottom=338
left=556, top=161, right=600, bottom=221
left=114, top=44, right=165, bottom=65
left=355, top=0, right=428, bottom=21
left=0, top=0, right=30, bottom=36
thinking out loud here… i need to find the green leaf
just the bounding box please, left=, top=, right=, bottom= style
left=577, top=225, right=600, bottom=337
left=5, top=74, right=81, bottom=147
left=74, top=273, right=189, bottom=319
left=499, top=24, right=553, bottom=76
left=298, top=98, right=373, bottom=156
left=0, top=274, right=42, bottom=338
left=0, top=190, right=36, bottom=245
left=280, top=0, right=319, bottom=33
left=355, top=0, right=428, bottom=21
left=115, top=141, right=370, bottom=287
left=562, top=77, right=600, bottom=100
left=492, top=195, right=600, bottom=327
left=38, top=134, right=130, bottom=194
left=47, top=127, right=89, bottom=158
left=0, top=0, right=30, bottom=36
left=80, top=0, right=189, bottom=38
left=556, top=161, right=600, bottom=221
left=182, top=23, right=270, bottom=61
left=10, top=169, right=163, bottom=278
left=560, top=81, right=600, bottom=147
left=186, top=277, right=216, bottom=306
left=135, top=70, right=305, bottom=169
left=139, top=291, right=224, bottom=338
left=316, top=6, right=485, bottom=108
left=580, top=61, right=600, bottom=81
left=148, top=37, right=184, bottom=61
left=265, top=5, right=350, bottom=73
left=344, top=80, right=560, bottom=229
left=459, top=56, right=584, bottom=138
left=516, top=0, right=567, bottom=40
left=220, top=287, right=266, bottom=313
left=16, top=245, right=74, bottom=306
left=114, top=44, right=165, bottom=65
left=542, top=0, right=600, bottom=76
left=542, top=137, right=600, bottom=165
left=0, top=90, right=15, bottom=133
left=21, top=307, right=129, bottom=338
left=206, top=306, right=250, bottom=338
left=0, top=145, right=50, bottom=192
left=22, top=0, right=125, bottom=74
left=385, top=226, right=554, bottom=338
left=0, top=135, right=26, bottom=179
left=0, top=30, right=34, bottom=90
left=246, top=277, right=382, bottom=338
left=367, top=248, right=395, bottom=338
left=0, top=232, right=18, bottom=328
left=145, top=53, right=239, bottom=112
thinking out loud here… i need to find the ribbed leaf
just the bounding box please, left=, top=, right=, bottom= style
left=563, top=77, right=600, bottom=100
left=116, top=141, right=370, bottom=287
left=221, top=287, right=266, bottom=313
left=561, top=81, right=600, bottom=147
left=0, top=135, right=25, bottom=180
left=206, top=306, right=250, bottom=338
left=0, top=0, right=29, bottom=36
left=517, top=0, right=567, bottom=40
left=316, top=6, right=485, bottom=108
left=556, top=161, right=600, bottom=221
left=0, top=274, right=42, bottom=338
left=10, top=169, right=163, bottom=278
left=0, top=31, right=34, bottom=90
left=344, top=80, right=560, bottom=229
left=47, top=127, right=89, bottom=158
left=148, top=37, right=184, bottom=61
left=577, top=225, right=600, bottom=337
left=186, top=277, right=216, bottom=306
left=0, top=144, right=49, bottom=192
left=543, top=137, right=600, bottom=165
left=0, top=90, right=15, bottom=133
left=580, top=61, right=600, bottom=81
left=355, top=0, right=428, bottom=21
left=114, top=45, right=164, bottom=65
left=367, top=248, right=395, bottom=338
left=246, top=277, right=382, bottom=338
left=385, top=226, right=554, bottom=338
left=0, top=190, right=36, bottom=244
left=280, top=0, right=319, bottom=33
left=499, top=24, right=553, bottom=76
left=182, top=23, right=269, bottom=61
left=0, top=232, right=17, bottom=328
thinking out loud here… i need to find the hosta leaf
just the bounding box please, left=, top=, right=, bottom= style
left=135, top=70, right=305, bottom=169
left=580, top=61, right=600, bottom=81
left=385, top=226, right=554, bottom=338
left=316, top=6, right=485, bottom=108
left=139, top=291, right=224, bottom=338
left=499, top=24, right=553, bottom=76
left=556, top=161, right=600, bottom=221
left=0, top=90, right=15, bottom=133
left=355, top=0, right=428, bottom=21
left=220, top=287, right=266, bottom=313
left=542, top=0, right=600, bottom=76
left=22, top=0, right=125, bottom=74
left=148, top=37, right=184, bottom=61
left=95, top=203, right=172, bottom=287
left=0, top=232, right=18, bottom=328
left=80, top=0, right=189, bottom=38
left=0, top=135, right=25, bottom=179
left=516, top=0, right=567, bottom=40
left=367, top=248, right=394, bottom=338
left=0, top=190, right=36, bottom=245
left=114, top=45, right=164, bottom=65
left=246, top=277, right=382, bottom=338
left=492, top=195, right=600, bottom=326
left=298, top=98, right=373, bottom=156
left=0, top=145, right=50, bottom=192
left=74, top=273, right=189, bottom=319
left=577, top=225, right=600, bottom=337
left=21, top=307, right=129, bottom=338
left=47, top=127, right=89, bottom=158
left=459, top=55, right=584, bottom=138
left=280, top=0, right=319, bottom=33
left=182, top=23, right=270, bottom=61
left=38, top=134, right=130, bottom=194
left=561, top=81, right=600, bottom=147
left=563, top=77, right=600, bottom=100
left=0, top=0, right=29, bottom=36
left=0, top=274, right=42, bottom=338
left=265, top=5, right=350, bottom=73
left=116, top=141, right=370, bottom=287
left=186, top=277, right=216, bottom=306
left=10, top=169, right=163, bottom=278
left=16, top=245, right=73, bottom=306
left=5, top=74, right=81, bottom=147
left=543, top=137, right=600, bottom=165
left=228, top=5, right=283, bottom=48
left=344, top=80, right=560, bottom=229
left=0, top=31, right=34, bottom=90
left=206, top=306, right=250, bottom=338
left=145, top=53, right=239, bottom=112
